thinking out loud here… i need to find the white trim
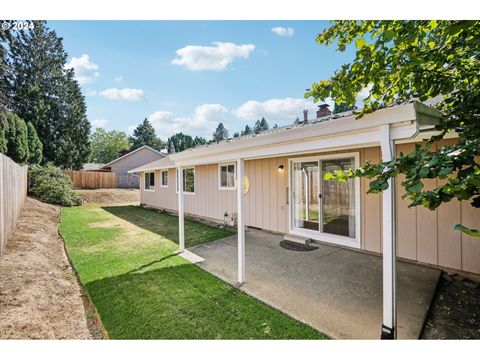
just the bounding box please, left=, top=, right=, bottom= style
left=160, top=169, right=169, bottom=188
left=176, top=166, right=195, bottom=195
left=103, top=145, right=164, bottom=168
left=287, top=152, right=361, bottom=249
left=237, top=159, right=245, bottom=284
left=218, top=162, right=237, bottom=190
left=380, top=124, right=397, bottom=338
left=178, top=166, right=185, bottom=253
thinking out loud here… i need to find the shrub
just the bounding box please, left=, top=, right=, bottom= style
left=28, top=164, right=81, bottom=206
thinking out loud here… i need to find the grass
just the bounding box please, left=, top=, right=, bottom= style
left=60, top=205, right=326, bottom=339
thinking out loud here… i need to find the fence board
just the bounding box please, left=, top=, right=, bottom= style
left=63, top=170, right=139, bottom=189
left=0, top=153, right=28, bottom=254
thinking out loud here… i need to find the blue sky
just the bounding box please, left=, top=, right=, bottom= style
left=50, top=21, right=358, bottom=140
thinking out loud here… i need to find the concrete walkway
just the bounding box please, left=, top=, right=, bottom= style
left=190, top=229, right=441, bottom=339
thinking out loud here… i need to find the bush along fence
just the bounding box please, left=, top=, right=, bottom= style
left=63, top=170, right=140, bottom=189
left=0, top=153, right=28, bottom=254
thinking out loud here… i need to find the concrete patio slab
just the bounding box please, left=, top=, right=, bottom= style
left=189, top=229, right=441, bottom=339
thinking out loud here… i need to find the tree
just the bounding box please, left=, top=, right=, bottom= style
left=233, top=132, right=240, bottom=138
left=5, top=112, right=29, bottom=163
left=253, top=117, right=269, bottom=133
left=333, top=102, right=355, bottom=114
left=129, top=118, right=165, bottom=152
left=193, top=136, right=207, bottom=147
left=27, top=121, right=43, bottom=164
left=3, top=21, right=91, bottom=168
left=212, top=123, right=229, bottom=142
left=90, top=128, right=130, bottom=163
left=241, top=124, right=253, bottom=135
left=167, top=132, right=193, bottom=153
left=0, top=112, right=7, bottom=154
left=305, top=20, right=480, bottom=236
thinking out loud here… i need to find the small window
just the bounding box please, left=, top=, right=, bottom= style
left=219, top=163, right=236, bottom=189
left=144, top=172, right=155, bottom=191
left=176, top=167, right=195, bottom=194
left=161, top=170, right=168, bottom=187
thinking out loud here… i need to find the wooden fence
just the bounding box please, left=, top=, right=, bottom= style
left=0, top=153, right=28, bottom=254
left=63, top=170, right=139, bottom=189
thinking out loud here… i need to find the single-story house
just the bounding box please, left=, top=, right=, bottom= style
left=102, top=145, right=165, bottom=175
left=81, top=163, right=108, bottom=172
left=129, top=101, right=480, bottom=339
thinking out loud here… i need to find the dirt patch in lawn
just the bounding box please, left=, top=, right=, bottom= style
left=0, top=197, right=102, bottom=339
left=422, top=272, right=480, bottom=339
left=76, top=188, right=140, bottom=205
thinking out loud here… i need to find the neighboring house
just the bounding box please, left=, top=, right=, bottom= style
left=130, top=101, right=480, bottom=338
left=102, top=145, right=165, bottom=175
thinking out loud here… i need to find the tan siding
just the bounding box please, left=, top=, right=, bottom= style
left=140, top=141, right=480, bottom=275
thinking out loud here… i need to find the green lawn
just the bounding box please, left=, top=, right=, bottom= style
left=60, top=205, right=326, bottom=339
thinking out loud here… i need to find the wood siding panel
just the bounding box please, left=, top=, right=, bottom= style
left=461, top=196, right=480, bottom=274
left=362, top=147, right=382, bottom=253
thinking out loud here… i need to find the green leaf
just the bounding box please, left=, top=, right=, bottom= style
left=438, top=167, right=453, bottom=177
left=407, top=181, right=424, bottom=193
left=383, top=29, right=395, bottom=42
left=355, top=38, right=366, bottom=49
left=453, top=224, right=480, bottom=237
left=428, top=41, right=435, bottom=50
left=418, top=167, right=430, bottom=177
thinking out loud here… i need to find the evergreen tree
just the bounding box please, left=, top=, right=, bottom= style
left=333, top=102, right=355, bottom=114
left=167, top=132, right=193, bottom=153
left=253, top=117, right=269, bottom=133
left=27, top=121, right=43, bottom=164
left=241, top=124, right=253, bottom=135
left=4, top=21, right=91, bottom=168
left=129, top=118, right=165, bottom=151
left=233, top=132, right=240, bottom=138
left=5, top=113, right=29, bottom=163
left=212, top=123, right=229, bottom=142
left=193, top=136, right=207, bottom=147
left=90, top=128, right=130, bottom=163
left=0, top=112, right=7, bottom=154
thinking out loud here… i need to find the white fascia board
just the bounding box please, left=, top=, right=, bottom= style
left=128, top=164, right=173, bottom=174
left=175, top=121, right=419, bottom=167
left=171, top=103, right=417, bottom=164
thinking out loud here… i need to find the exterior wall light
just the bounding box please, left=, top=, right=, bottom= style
left=278, top=165, right=284, bottom=173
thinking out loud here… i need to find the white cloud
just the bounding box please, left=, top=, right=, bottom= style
left=171, top=42, right=255, bottom=71
left=127, top=125, right=137, bottom=135
left=99, top=88, right=144, bottom=101
left=271, top=27, right=294, bottom=37
left=114, top=75, right=123, bottom=82
left=65, top=54, right=99, bottom=85
left=91, top=119, right=108, bottom=128
left=148, top=104, right=228, bottom=139
left=233, top=97, right=321, bottom=121
left=355, top=85, right=373, bottom=108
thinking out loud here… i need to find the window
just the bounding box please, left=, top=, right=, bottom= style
left=144, top=172, right=155, bottom=191
left=219, top=163, right=236, bottom=189
left=161, top=170, right=168, bottom=187
left=176, top=167, right=195, bottom=194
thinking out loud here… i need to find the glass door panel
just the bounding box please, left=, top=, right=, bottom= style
left=292, top=161, right=319, bottom=231
left=321, top=158, right=356, bottom=238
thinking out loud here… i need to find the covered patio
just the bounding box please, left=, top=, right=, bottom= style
left=187, top=229, right=441, bottom=339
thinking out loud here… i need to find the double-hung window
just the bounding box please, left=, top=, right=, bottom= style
left=144, top=172, right=155, bottom=191
left=219, top=163, right=236, bottom=190
left=161, top=170, right=168, bottom=187
left=176, top=167, right=195, bottom=194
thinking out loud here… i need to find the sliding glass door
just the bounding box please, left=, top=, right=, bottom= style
left=291, top=155, right=357, bottom=243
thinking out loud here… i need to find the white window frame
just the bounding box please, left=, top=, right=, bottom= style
left=144, top=171, right=155, bottom=192
left=176, top=167, right=195, bottom=195
left=287, top=152, right=361, bottom=249
left=161, top=170, right=169, bottom=188
left=218, top=162, right=237, bottom=190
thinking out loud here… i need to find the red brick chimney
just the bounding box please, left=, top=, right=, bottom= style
left=316, top=104, right=331, bottom=118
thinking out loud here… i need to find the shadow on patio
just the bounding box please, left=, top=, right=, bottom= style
left=189, top=229, right=441, bottom=339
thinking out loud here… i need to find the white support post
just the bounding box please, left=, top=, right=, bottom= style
left=236, top=158, right=245, bottom=284
left=178, top=166, right=185, bottom=253
left=380, top=124, right=397, bottom=339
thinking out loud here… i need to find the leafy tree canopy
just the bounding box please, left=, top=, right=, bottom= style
left=27, top=121, right=43, bottom=164
left=306, top=20, right=480, bottom=236
left=129, top=118, right=165, bottom=152
left=90, top=128, right=130, bottom=163
left=5, top=112, right=29, bottom=164
left=166, top=132, right=206, bottom=153
left=253, top=117, right=269, bottom=133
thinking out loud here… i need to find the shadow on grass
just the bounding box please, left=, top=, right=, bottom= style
left=102, top=205, right=235, bottom=247
left=85, top=262, right=326, bottom=340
